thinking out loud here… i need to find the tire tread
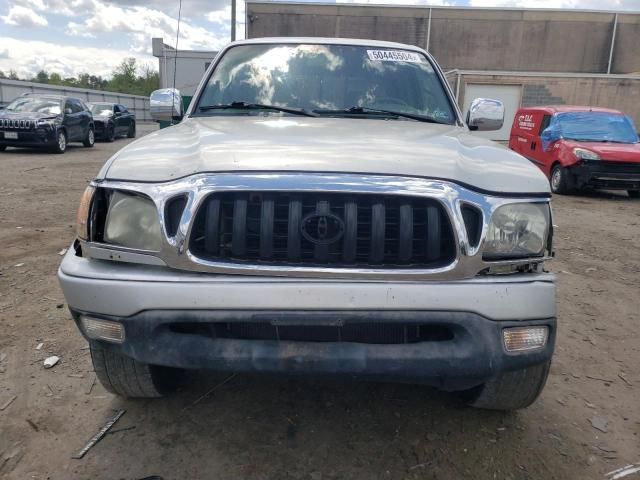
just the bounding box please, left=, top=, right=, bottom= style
left=89, top=341, right=168, bottom=398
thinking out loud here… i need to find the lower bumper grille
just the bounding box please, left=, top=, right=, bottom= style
left=188, top=192, right=456, bottom=268
left=169, top=322, right=454, bottom=345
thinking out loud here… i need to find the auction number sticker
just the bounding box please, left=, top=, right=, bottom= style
left=367, top=50, right=423, bottom=63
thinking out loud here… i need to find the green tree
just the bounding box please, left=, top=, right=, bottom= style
left=34, top=70, right=49, bottom=83
left=0, top=70, right=6, bottom=79
left=49, top=72, right=62, bottom=85
left=8, top=70, right=19, bottom=80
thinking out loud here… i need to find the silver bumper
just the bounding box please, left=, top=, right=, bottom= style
left=58, top=250, right=555, bottom=320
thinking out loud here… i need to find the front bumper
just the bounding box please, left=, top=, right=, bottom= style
left=0, top=128, right=56, bottom=148
left=93, top=121, right=110, bottom=139
left=58, top=250, right=556, bottom=390
left=570, top=160, right=640, bottom=190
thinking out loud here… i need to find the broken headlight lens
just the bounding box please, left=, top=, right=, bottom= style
left=76, top=186, right=95, bottom=240
left=483, top=203, right=550, bottom=260
left=104, top=191, right=162, bottom=251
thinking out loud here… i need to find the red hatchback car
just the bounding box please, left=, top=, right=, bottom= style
left=509, top=106, right=640, bottom=197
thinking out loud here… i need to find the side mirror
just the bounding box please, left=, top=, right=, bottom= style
left=150, top=88, right=184, bottom=122
left=65, top=108, right=73, bottom=115
left=466, top=98, right=504, bottom=132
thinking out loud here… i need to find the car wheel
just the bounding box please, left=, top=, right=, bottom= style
left=89, top=340, right=180, bottom=398
left=127, top=122, right=136, bottom=139
left=628, top=190, right=640, bottom=199
left=462, top=360, right=551, bottom=411
left=52, top=130, right=67, bottom=154
left=83, top=127, right=95, bottom=148
left=106, top=125, right=115, bottom=142
left=550, top=164, right=570, bottom=194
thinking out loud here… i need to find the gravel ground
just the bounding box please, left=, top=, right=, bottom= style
left=0, top=124, right=639, bottom=480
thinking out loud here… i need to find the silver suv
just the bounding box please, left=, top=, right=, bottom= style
left=58, top=38, right=555, bottom=410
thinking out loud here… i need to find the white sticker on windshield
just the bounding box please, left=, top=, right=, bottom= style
left=367, top=50, right=423, bottom=63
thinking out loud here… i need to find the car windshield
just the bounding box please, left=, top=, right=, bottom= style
left=552, top=112, right=639, bottom=144
left=195, top=43, right=456, bottom=124
left=6, top=97, right=62, bottom=115
left=89, top=104, right=113, bottom=116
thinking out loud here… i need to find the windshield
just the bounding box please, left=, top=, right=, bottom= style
left=547, top=112, right=639, bottom=145
left=195, top=44, right=456, bottom=123
left=89, top=104, right=113, bottom=116
left=6, top=97, right=62, bottom=115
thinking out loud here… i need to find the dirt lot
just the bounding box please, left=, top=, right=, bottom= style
left=1, top=125, right=639, bottom=480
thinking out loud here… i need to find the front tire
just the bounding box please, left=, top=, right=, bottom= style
left=629, top=190, right=640, bottom=199
left=83, top=127, right=95, bottom=147
left=127, top=122, right=136, bottom=139
left=464, top=360, right=551, bottom=411
left=89, top=341, right=179, bottom=398
left=52, top=130, right=67, bottom=154
left=550, top=164, right=570, bottom=194
left=106, top=125, right=115, bottom=142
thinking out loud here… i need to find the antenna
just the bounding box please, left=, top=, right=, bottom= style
left=171, top=0, right=183, bottom=125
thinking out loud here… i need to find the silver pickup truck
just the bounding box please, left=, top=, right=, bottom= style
left=58, top=38, right=555, bottom=410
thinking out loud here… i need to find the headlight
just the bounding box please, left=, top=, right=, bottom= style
left=573, top=147, right=600, bottom=161
left=76, top=186, right=95, bottom=240
left=104, top=191, right=162, bottom=251
left=484, top=203, right=550, bottom=260
left=37, top=116, right=63, bottom=127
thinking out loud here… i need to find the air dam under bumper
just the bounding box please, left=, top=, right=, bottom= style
left=58, top=251, right=556, bottom=391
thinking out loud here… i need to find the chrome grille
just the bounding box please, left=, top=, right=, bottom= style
left=1, top=119, right=33, bottom=129
left=188, top=191, right=457, bottom=268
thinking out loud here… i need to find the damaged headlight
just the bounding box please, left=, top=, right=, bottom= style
left=483, top=203, right=550, bottom=260
left=104, top=191, right=162, bottom=251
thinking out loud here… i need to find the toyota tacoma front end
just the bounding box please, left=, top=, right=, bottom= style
left=58, top=38, right=555, bottom=410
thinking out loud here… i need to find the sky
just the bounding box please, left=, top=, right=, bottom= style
left=0, top=0, right=639, bottom=80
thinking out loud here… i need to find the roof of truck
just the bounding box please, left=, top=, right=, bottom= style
left=520, top=105, right=624, bottom=115
left=229, top=37, right=425, bottom=52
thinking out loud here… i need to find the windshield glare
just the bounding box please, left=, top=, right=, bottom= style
left=196, top=44, right=455, bottom=123
left=89, top=104, right=113, bottom=116
left=6, top=97, right=62, bottom=115
left=554, top=112, right=639, bottom=144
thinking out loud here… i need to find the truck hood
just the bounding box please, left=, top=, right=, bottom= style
left=563, top=140, right=640, bottom=163
left=102, top=116, right=550, bottom=195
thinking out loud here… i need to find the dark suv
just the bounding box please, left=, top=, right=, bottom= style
left=0, top=94, right=95, bottom=153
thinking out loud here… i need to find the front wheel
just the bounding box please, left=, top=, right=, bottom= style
left=106, top=125, right=115, bottom=142
left=89, top=341, right=180, bottom=398
left=463, top=360, right=551, bottom=411
left=83, top=127, right=95, bottom=148
left=550, top=164, right=571, bottom=194
left=52, top=130, right=67, bottom=154
left=127, top=122, right=136, bottom=139
left=628, top=190, right=640, bottom=199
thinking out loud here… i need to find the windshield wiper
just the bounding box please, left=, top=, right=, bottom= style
left=199, top=101, right=317, bottom=117
left=313, top=106, right=449, bottom=124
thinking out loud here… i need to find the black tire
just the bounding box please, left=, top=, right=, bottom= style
left=89, top=340, right=179, bottom=398
left=51, top=130, right=67, bottom=154
left=106, top=125, right=115, bottom=142
left=127, top=122, right=136, bottom=139
left=0, top=145, right=6, bottom=151
left=628, top=191, right=640, bottom=199
left=464, top=360, right=551, bottom=411
left=550, top=164, right=570, bottom=194
left=83, top=127, right=95, bottom=148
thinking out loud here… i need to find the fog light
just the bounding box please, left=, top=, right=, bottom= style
left=80, top=316, right=125, bottom=344
left=503, top=326, right=548, bottom=352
